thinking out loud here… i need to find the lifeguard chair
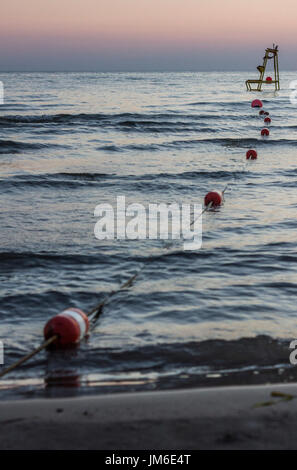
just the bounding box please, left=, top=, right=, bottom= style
left=246, top=45, right=280, bottom=91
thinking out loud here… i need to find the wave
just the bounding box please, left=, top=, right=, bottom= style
left=0, top=250, right=132, bottom=271
left=0, top=111, right=238, bottom=127
left=187, top=100, right=251, bottom=107
left=117, top=121, right=217, bottom=134
left=2, top=335, right=291, bottom=382
left=1, top=111, right=287, bottom=138
left=0, top=169, right=249, bottom=190
left=0, top=139, right=69, bottom=154
left=88, top=335, right=289, bottom=370
left=0, top=134, right=294, bottom=156
left=97, top=137, right=297, bottom=152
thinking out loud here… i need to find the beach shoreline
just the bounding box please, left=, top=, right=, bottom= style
left=1, top=382, right=297, bottom=449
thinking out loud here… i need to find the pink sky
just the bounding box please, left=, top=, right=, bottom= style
left=1, top=0, right=296, bottom=70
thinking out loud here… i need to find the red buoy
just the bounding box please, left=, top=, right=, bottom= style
left=259, top=110, right=265, bottom=116
left=261, top=128, right=270, bottom=137
left=204, top=191, right=223, bottom=208
left=264, top=111, right=270, bottom=116
left=44, top=308, right=89, bottom=346
left=266, top=76, right=272, bottom=82
left=246, top=149, right=257, bottom=160
left=251, top=99, right=263, bottom=108
left=264, top=117, right=271, bottom=124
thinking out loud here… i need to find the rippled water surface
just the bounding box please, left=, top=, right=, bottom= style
left=1, top=72, right=297, bottom=399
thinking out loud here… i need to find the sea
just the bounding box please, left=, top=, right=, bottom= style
left=1, top=71, right=297, bottom=399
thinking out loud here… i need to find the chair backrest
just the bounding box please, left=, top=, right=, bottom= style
left=257, top=65, right=264, bottom=73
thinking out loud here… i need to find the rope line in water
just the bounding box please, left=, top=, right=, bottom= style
left=0, top=336, right=57, bottom=379
left=0, top=270, right=143, bottom=378
left=88, top=269, right=142, bottom=327
left=0, top=99, right=270, bottom=379
left=190, top=201, right=213, bottom=228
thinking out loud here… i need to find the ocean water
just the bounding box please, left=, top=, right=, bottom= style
left=1, top=71, right=297, bottom=399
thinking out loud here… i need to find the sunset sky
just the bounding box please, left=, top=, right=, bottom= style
left=1, top=0, right=296, bottom=71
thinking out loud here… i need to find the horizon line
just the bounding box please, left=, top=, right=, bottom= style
left=0, top=69, right=293, bottom=73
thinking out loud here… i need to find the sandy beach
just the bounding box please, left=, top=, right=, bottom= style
left=1, top=382, right=297, bottom=449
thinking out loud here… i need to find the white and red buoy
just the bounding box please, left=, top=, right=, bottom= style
left=264, top=117, right=271, bottom=125
left=44, top=308, right=89, bottom=346
left=246, top=149, right=257, bottom=160
left=261, top=128, right=270, bottom=137
left=251, top=99, right=263, bottom=108
left=204, top=191, right=223, bottom=208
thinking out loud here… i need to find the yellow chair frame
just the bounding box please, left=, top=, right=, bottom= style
left=246, top=45, right=280, bottom=92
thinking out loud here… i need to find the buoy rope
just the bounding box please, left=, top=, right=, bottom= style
left=0, top=269, right=144, bottom=379
left=222, top=154, right=250, bottom=197
left=0, top=335, right=57, bottom=379
left=0, top=99, right=269, bottom=379
left=0, top=269, right=144, bottom=378
left=88, top=102, right=267, bottom=342
left=190, top=201, right=213, bottom=228
left=87, top=269, right=142, bottom=327
left=88, top=198, right=214, bottom=325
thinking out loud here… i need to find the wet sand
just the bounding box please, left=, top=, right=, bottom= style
left=1, top=383, right=297, bottom=449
